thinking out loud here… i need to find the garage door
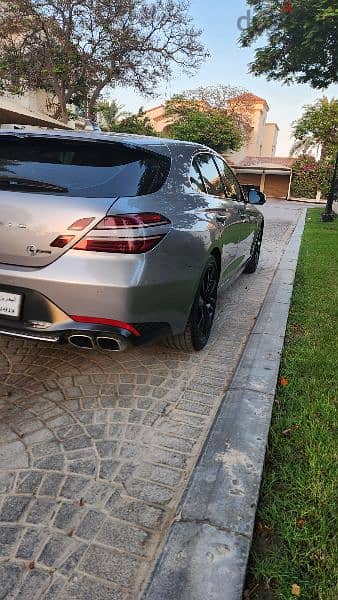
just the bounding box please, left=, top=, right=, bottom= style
left=236, top=173, right=261, bottom=188
left=264, top=175, right=290, bottom=199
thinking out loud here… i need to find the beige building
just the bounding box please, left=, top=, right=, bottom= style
left=0, top=90, right=71, bottom=129
left=144, top=93, right=292, bottom=199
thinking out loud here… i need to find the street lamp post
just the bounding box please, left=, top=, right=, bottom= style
left=321, top=150, right=338, bottom=222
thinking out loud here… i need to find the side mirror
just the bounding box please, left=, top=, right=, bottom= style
left=248, top=189, right=266, bottom=205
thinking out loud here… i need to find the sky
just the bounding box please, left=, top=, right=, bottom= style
left=110, top=0, right=337, bottom=156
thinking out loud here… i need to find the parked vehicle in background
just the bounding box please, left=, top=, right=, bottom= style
left=0, top=131, right=265, bottom=352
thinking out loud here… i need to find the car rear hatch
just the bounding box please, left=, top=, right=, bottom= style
left=0, top=133, right=170, bottom=267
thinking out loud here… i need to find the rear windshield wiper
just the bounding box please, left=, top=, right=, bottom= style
left=0, top=177, right=68, bottom=193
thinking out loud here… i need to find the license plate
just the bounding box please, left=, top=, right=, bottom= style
left=0, top=291, right=23, bottom=319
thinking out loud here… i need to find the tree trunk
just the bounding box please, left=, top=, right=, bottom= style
left=321, top=150, right=338, bottom=222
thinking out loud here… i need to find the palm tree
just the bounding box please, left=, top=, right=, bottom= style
left=97, top=100, right=129, bottom=132
left=289, top=137, right=321, bottom=159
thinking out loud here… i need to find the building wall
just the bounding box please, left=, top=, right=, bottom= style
left=144, top=105, right=174, bottom=133
left=261, top=124, right=279, bottom=157
left=2, top=89, right=55, bottom=118
left=246, top=101, right=268, bottom=156
left=145, top=97, right=279, bottom=161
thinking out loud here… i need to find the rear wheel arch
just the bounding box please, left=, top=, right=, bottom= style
left=210, top=247, right=221, bottom=277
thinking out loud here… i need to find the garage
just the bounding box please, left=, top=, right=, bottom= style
left=264, top=174, right=290, bottom=198
left=236, top=173, right=261, bottom=188
left=230, top=157, right=295, bottom=200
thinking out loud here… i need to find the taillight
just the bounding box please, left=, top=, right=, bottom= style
left=68, top=217, right=95, bottom=231
left=73, top=212, right=171, bottom=254
left=96, top=214, right=170, bottom=229
left=50, top=235, right=75, bottom=248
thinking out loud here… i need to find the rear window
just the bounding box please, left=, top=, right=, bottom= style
left=0, top=137, right=170, bottom=197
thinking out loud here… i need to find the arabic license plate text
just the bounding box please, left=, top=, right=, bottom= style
left=0, top=292, right=22, bottom=318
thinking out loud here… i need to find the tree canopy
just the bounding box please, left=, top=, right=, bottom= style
left=172, top=85, right=254, bottom=137
left=291, top=97, right=338, bottom=160
left=240, top=0, right=338, bottom=89
left=165, top=95, right=244, bottom=153
left=0, top=0, right=207, bottom=122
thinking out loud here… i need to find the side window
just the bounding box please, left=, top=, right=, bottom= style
left=195, top=154, right=225, bottom=198
left=189, top=159, right=206, bottom=193
left=214, top=156, right=241, bottom=200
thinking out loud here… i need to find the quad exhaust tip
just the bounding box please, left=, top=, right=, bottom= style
left=68, top=334, right=128, bottom=352
left=96, top=335, right=128, bottom=352
left=68, top=334, right=94, bottom=350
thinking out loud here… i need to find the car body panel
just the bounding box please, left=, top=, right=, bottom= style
left=0, top=190, right=117, bottom=267
left=0, top=130, right=263, bottom=347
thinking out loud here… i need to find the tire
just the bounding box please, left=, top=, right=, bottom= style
left=164, top=255, right=220, bottom=352
left=244, top=226, right=263, bottom=274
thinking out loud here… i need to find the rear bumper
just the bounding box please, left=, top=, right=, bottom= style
left=0, top=282, right=172, bottom=349
left=0, top=244, right=200, bottom=335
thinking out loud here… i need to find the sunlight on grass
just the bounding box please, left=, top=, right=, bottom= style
left=245, top=209, right=338, bottom=600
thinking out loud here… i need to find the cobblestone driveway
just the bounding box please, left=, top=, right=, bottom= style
left=0, top=201, right=304, bottom=599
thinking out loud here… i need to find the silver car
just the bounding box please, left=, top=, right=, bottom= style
left=0, top=130, right=264, bottom=352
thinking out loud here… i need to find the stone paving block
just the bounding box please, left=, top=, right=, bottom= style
left=96, top=440, right=119, bottom=458
left=99, top=459, right=120, bottom=480
left=176, top=399, right=213, bottom=416
left=136, top=463, right=182, bottom=488
left=44, top=575, right=67, bottom=600
left=96, top=518, right=149, bottom=556
left=15, top=526, right=44, bottom=559
left=15, top=471, right=43, bottom=494
left=0, top=563, right=24, bottom=599
left=60, top=476, right=91, bottom=500
left=0, top=525, right=22, bottom=556
left=0, top=495, right=30, bottom=522
left=80, top=544, right=141, bottom=587
left=151, top=448, right=187, bottom=469
left=84, top=481, right=116, bottom=506
left=0, top=440, right=29, bottom=469
left=38, top=533, right=73, bottom=567
left=26, top=498, right=56, bottom=524
left=39, top=473, right=65, bottom=497
left=67, top=458, right=96, bottom=477
left=16, top=569, right=50, bottom=599
left=61, top=574, right=128, bottom=600
left=54, top=502, right=81, bottom=532
left=33, top=453, right=65, bottom=471
left=106, top=494, right=164, bottom=530
left=75, top=509, right=105, bottom=540
left=126, top=479, right=175, bottom=506
left=149, top=433, right=198, bottom=454
left=59, top=543, right=88, bottom=575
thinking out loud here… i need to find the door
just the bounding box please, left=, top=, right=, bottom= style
left=264, top=174, right=289, bottom=199
left=214, top=157, right=256, bottom=269
left=193, top=153, right=239, bottom=281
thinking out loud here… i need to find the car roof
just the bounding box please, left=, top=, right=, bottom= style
left=0, top=128, right=208, bottom=152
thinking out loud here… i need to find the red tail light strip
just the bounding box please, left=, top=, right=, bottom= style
left=68, top=217, right=95, bottom=231
left=96, top=214, right=170, bottom=229
left=71, top=212, right=171, bottom=254
left=73, top=235, right=164, bottom=254
left=50, top=235, right=75, bottom=248
left=70, top=316, right=141, bottom=337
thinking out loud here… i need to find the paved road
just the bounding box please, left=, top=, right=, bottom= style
left=0, top=201, right=305, bottom=599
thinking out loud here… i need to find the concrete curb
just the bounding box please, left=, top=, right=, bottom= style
left=143, top=211, right=307, bottom=600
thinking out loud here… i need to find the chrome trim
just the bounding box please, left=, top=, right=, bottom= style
left=96, top=335, right=128, bottom=352
left=0, top=329, right=59, bottom=342
left=68, top=334, right=94, bottom=350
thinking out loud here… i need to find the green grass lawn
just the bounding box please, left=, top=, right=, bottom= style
left=245, top=209, right=338, bottom=600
